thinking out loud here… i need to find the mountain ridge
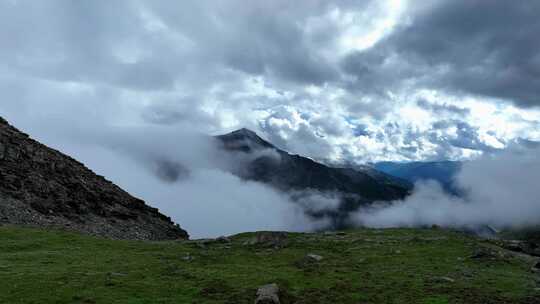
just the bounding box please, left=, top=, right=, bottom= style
left=374, top=160, right=462, bottom=195
left=215, top=128, right=412, bottom=227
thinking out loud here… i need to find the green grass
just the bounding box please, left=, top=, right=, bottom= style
left=1, top=226, right=539, bottom=303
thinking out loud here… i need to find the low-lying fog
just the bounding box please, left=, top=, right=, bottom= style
left=27, top=122, right=540, bottom=238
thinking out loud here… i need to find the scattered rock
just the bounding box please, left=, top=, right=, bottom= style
left=215, top=236, right=231, bottom=243
left=255, top=283, right=280, bottom=304
left=243, top=232, right=288, bottom=248
left=501, top=240, right=540, bottom=257
left=431, top=276, right=455, bottom=283
left=502, top=240, right=525, bottom=253
left=419, top=236, right=448, bottom=242
left=470, top=248, right=498, bottom=259
left=531, top=261, right=540, bottom=273
left=194, top=236, right=231, bottom=248
left=182, top=254, right=194, bottom=262
left=306, top=253, right=323, bottom=262
left=461, top=269, right=475, bottom=278
left=295, top=253, right=324, bottom=269
left=323, top=231, right=346, bottom=238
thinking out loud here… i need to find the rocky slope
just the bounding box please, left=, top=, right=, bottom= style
left=0, top=116, right=188, bottom=240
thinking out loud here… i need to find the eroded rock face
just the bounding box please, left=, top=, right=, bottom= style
left=0, top=117, right=188, bottom=240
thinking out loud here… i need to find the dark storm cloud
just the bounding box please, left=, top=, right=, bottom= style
left=416, top=99, right=469, bottom=116
left=136, top=1, right=371, bottom=86
left=444, top=122, right=496, bottom=152
left=141, top=99, right=217, bottom=127
left=0, top=0, right=539, bottom=166
left=0, top=0, right=379, bottom=94
left=0, top=1, right=173, bottom=90
left=428, top=120, right=491, bottom=152
left=372, top=119, right=503, bottom=161
left=342, top=0, right=540, bottom=108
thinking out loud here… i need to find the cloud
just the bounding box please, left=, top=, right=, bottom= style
left=1, top=0, right=540, bottom=167
left=355, top=145, right=540, bottom=230
left=343, top=0, right=540, bottom=108
left=416, top=99, right=470, bottom=116
left=140, top=169, right=326, bottom=239
left=29, top=121, right=331, bottom=239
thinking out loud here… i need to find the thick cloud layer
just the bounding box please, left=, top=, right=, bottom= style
left=356, top=145, right=540, bottom=230
left=37, top=122, right=331, bottom=239
left=350, top=0, right=540, bottom=108
left=1, top=1, right=540, bottom=236
left=1, top=0, right=539, bottom=165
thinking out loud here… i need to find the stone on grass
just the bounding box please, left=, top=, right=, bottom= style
left=306, top=253, right=323, bottom=262
left=215, top=236, right=232, bottom=243
left=531, top=261, right=540, bottom=272
left=470, top=248, right=498, bottom=259
left=243, top=232, right=288, bottom=248
left=432, top=276, right=455, bottom=283
left=255, top=283, right=280, bottom=304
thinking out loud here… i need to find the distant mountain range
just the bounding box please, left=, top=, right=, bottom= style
left=0, top=117, right=188, bottom=240
left=373, top=161, right=462, bottom=195
left=215, top=129, right=464, bottom=199
left=215, top=129, right=412, bottom=227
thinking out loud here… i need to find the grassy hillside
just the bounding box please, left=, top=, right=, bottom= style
left=1, top=226, right=539, bottom=304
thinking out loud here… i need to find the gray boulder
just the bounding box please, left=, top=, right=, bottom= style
left=255, top=283, right=280, bottom=304
left=244, top=231, right=288, bottom=248
left=306, top=253, right=323, bottom=262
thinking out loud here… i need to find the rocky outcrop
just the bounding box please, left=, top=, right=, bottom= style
left=0, top=117, right=188, bottom=240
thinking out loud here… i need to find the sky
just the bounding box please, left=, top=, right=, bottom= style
left=0, top=0, right=539, bottom=164
left=1, top=1, right=539, bottom=237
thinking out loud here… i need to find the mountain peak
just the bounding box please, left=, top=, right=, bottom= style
left=216, top=128, right=275, bottom=152
left=230, top=128, right=258, bottom=137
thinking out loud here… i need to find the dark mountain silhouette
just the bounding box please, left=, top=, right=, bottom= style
left=216, top=129, right=412, bottom=227
left=0, top=117, right=188, bottom=240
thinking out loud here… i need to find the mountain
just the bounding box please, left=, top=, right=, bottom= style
left=0, top=116, right=188, bottom=240
left=374, top=161, right=462, bottom=195
left=215, top=129, right=412, bottom=225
